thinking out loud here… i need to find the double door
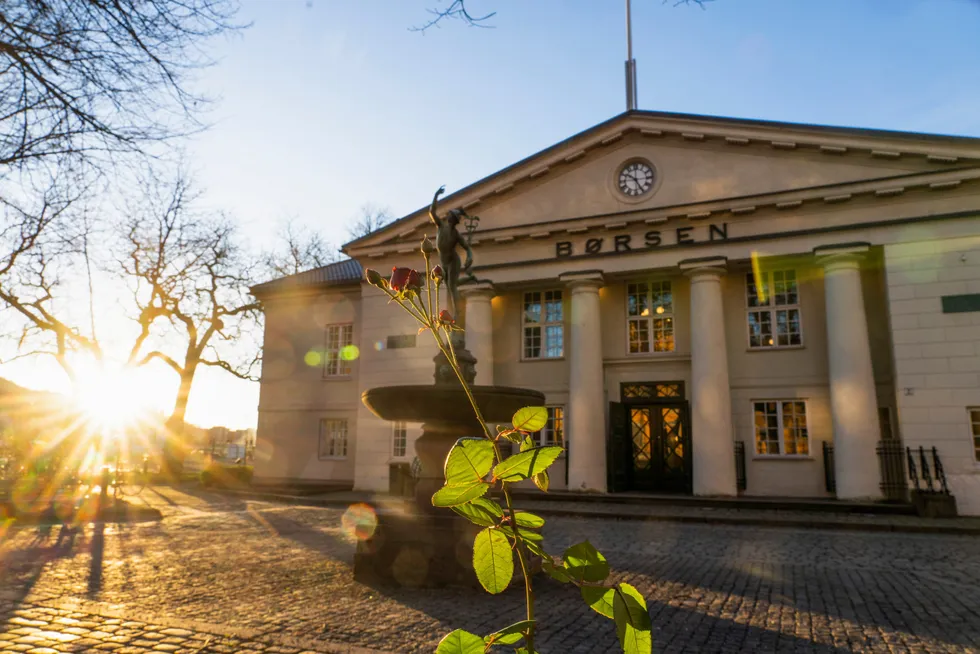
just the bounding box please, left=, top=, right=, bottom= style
left=609, top=386, right=692, bottom=493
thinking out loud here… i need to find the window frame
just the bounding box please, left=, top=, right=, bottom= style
left=533, top=406, right=566, bottom=451
left=970, top=408, right=980, bottom=464
left=752, top=399, right=811, bottom=458
left=318, top=418, right=348, bottom=460
left=323, top=323, right=354, bottom=378
left=521, top=289, right=565, bottom=360
left=745, top=270, right=804, bottom=350
left=625, top=279, right=675, bottom=355
left=392, top=421, right=408, bottom=459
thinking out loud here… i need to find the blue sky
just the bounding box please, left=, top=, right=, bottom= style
left=191, top=0, right=980, bottom=254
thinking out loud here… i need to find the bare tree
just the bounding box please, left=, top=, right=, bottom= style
left=414, top=0, right=710, bottom=32
left=120, top=168, right=261, bottom=474
left=0, top=0, right=242, bottom=173
left=348, top=204, right=393, bottom=240
left=263, top=218, right=339, bottom=278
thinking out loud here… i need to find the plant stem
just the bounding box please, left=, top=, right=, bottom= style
left=432, top=329, right=536, bottom=652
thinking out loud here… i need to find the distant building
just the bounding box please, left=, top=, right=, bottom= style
left=251, top=110, right=980, bottom=514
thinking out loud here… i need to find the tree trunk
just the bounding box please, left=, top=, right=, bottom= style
left=161, top=368, right=196, bottom=480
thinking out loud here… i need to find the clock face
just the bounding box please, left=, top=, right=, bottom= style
left=618, top=161, right=655, bottom=197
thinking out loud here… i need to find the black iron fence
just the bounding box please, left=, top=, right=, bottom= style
left=876, top=440, right=909, bottom=502
left=907, top=445, right=950, bottom=494
left=822, top=442, right=836, bottom=494
left=734, top=441, right=746, bottom=492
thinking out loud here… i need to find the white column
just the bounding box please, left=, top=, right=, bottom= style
left=462, top=283, right=495, bottom=386
left=816, top=244, right=882, bottom=501
left=681, top=257, right=737, bottom=497
left=561, top=272, right=606, bottom=492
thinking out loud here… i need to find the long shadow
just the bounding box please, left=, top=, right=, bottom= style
left=241, top=505, right=356, bottom=560
left=0, top=523, right=82, bottom=613
left=87, top=520, right=105, bottom=596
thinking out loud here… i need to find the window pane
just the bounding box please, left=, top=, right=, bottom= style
left=746, top=272, right=769, bottom=308
left=653, top=317, right=674, bottom=352
left=652, top=281, right=672, bottom=313
left=628, top=318, right=649, bottom=353
left=524, top=326, right=541, bottom=359
left=748, top=311, right=772, bottom=348
left=627, top=283, right=649, bottom=317
left=545, top=325, right=563, bottom=358
left=544, top=290, right=563, bottom=322
left=524, top=292, right=541, bottom=324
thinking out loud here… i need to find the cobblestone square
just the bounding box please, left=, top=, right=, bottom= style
left=1, top=487, right=979, bottom=653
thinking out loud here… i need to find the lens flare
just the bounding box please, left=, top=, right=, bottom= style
left=374, top=341, right=385, bottom=351
left=340, top=345, right=360, bottom=361
left=341, top=503, right=377, bottom=541
left=304, top=350, right=322, bottom=367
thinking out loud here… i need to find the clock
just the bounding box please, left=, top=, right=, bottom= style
left=617, top=160, right=655, bottom=197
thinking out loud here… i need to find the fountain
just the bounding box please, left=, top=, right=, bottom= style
left=353, top=189, right=545, bottom=588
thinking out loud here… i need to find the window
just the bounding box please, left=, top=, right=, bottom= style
left=627, top=281, right=674, bottom=353
left=324, top=324, right=354, bottom=376
left=746, top=270, right=802, bottom=348
left=318, top=419, right=348, bottom=459
left=533, top=407, right=565, bottom=449
left=970, top=408, right=980, bottom=463
left=392, top=421, right=407, bottom=458
left=386, top=334, right=416, bottom=350
left=523, top=291, right=563, bottom=359
left=753, top=400, right=809, bottom=456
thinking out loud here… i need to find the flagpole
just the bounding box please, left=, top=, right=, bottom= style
left=625, top=0, right=637, bottom=111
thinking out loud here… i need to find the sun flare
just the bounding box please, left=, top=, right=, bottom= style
left=72, top=362, right=155, bottom=434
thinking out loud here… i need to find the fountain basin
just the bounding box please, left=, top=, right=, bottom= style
left=361, top=385, right=545, bottom=426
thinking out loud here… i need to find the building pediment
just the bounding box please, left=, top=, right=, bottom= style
left=345, top=110, right=980, bottom=259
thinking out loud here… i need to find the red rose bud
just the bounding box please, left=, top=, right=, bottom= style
left=431, top=265, right=444, bottom=281
left=364, top=268, right=383, bottom=286
left=390, top=267, right=422, bottom=293
left=439, top=310, right=454, bottom=324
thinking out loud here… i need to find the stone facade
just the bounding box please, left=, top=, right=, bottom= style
left=251, top=110, right=980, bottom=513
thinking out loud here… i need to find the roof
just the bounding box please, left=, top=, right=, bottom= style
left=251, top=258, right=362, bottom=297
left=342, top=109, right=980, bottom=252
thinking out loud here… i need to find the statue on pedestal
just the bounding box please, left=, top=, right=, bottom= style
left=428, top=185, right=476, bottom=320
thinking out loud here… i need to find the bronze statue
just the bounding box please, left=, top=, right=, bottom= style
left=429, top=185, right=475, bottom=319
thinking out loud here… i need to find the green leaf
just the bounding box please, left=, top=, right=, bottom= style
left=581, top=585, right=616, bottom=619
left=435, top=629, right=485, bottom=654
left=512, top=406, right=549, bottom=432
left=496, top=426, right=523, bottom=443
left=563, top=541, right=609, bottom=583
left=432, top=481, right=489, bottom=507
left=498, top=525, right=543, bottom=543
left=444, top=438, right=495, bottom=486
left=613, top=583, right=652, bottom=654
left=473, top=527, right=514, bottom=594
left=520, top=435, right=535, bottom=452
left=542, top=557, right=571, bottom=583
left=514, top=511, right=545, bottom=529
left=533, top=470, right=550, bottom=492
left=493, top=446, right=563, bottom=482
left=451, top=497, right=503, bottom=527
left=484, top=620, right=535, bottom=646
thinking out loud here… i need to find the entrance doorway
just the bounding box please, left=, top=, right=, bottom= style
left=608, top=382, right=692, bottom=493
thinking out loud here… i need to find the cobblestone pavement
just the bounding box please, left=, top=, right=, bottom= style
left=1, top=486, right=979, bottom=653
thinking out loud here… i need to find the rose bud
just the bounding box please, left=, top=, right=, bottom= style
left=421, top=236, right=435, bottom=255
left=406, top=269, right=422, bottom=293
left=390, top=267, right=411, bottom=292
left=438, top=310, right=454, bottom=324
left=431, top=265, right=444, bottom=282
left=364, top=268, right=383, bottom=286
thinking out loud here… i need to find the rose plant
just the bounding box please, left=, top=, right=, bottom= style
left=365, top=237, right=652, bottom=654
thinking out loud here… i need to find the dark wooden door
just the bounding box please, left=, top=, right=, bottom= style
left=607, top=402, right=630, bottom=493
left=627, top=403, right=691, bottom=493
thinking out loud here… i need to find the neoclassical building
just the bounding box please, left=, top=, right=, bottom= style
left=252, top=110, right=980, bottom=515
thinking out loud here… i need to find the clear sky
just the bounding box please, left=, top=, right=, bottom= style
left=4, top=0, right=980, bottom=430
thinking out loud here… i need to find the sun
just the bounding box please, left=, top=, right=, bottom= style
left=72, top=362, right=155, bottom=434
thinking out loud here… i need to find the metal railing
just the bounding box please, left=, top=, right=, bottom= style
left=822, top=442, right=836, bottom=494
left=734, top=441, right=746, bottom=492
left=876, top=440, right=909, bottom=502
left=907, top=445, right=950, bottom=495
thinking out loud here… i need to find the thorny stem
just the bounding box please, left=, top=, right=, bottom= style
left=382, top=259, right=537, bottom=652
